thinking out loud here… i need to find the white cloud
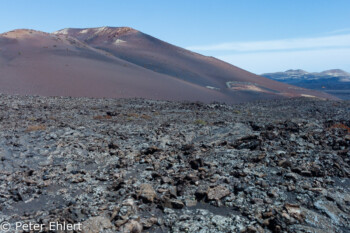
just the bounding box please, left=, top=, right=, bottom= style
left=186, top=34, right=350, bottom=74
left=216, top=48, right=350, bottom=74
left=328, top=28, right=350, bottom=35
left=186, top=34, right=350, bottom=52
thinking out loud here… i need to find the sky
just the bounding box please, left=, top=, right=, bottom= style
left=1, top=0, right=350, bottom=74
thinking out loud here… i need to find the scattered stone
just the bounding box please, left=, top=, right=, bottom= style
left=119, top=220, right=143, bottom=233
left=207, top=185, right=230, bottom=200
left=82, top=216, right=113, bottom=233
left=138, top=183, right=157, bottom=203
left=185, top=199, right=197, bottom=207
left=0, top=95, right=349, bottom=233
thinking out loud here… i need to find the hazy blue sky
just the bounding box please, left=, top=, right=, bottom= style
left=1, top=0, right=350, bottom=73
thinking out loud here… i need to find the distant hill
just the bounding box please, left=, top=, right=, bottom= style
left=262, top=69, right=350, bottom=100
left=0, top=27, right=336, bottom=103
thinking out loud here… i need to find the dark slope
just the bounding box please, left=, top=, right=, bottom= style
left=0, top=27, right=337, bottom=103
left=55, top=27, right=336, bottom=101
left=0, top=29, right=231, bottom=102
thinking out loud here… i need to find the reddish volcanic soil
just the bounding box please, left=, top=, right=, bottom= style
left=0, top=27, right=337, bottom=103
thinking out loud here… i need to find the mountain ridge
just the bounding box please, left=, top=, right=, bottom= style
left=262, top=69, right=350, bottom=81
left=262, top=69, right=350, bottom=100
left=0, top=27, right=337, bottom=103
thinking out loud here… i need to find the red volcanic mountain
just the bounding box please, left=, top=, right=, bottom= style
left=0, top=27, right=336, bottom=103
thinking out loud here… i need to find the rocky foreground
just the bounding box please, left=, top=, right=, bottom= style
left=0, top=94, right=349, bottom=233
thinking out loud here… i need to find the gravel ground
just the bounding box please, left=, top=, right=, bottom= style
left=0, top=94, right=349, bottom=233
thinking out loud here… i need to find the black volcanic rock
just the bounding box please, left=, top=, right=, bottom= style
left=0, top=94, right=349, bottom=232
